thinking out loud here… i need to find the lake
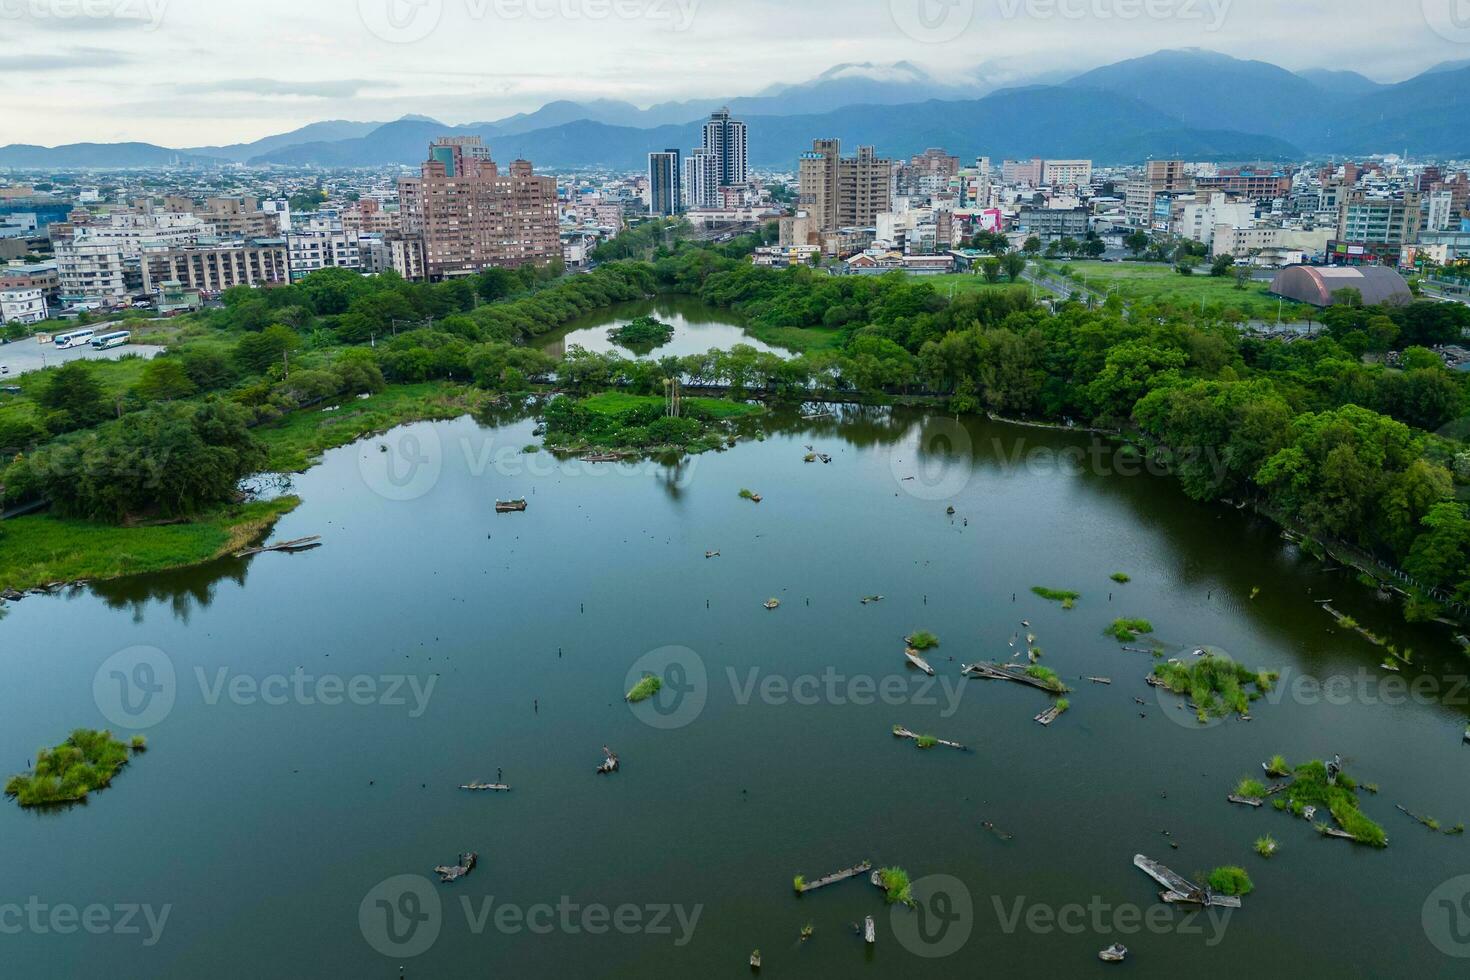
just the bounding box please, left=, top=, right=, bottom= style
left=2, top=405, right=1468, bottom=977
left=541, top=296, right=795, bottom=360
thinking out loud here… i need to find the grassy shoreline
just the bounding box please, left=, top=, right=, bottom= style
left=255, top=382, right=491, bottom=472
left=0, top=496, right=300, bottom=593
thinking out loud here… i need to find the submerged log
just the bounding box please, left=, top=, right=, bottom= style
left=234, top=535, right=321, bottom=558
left=795, top=861, right=872, bottom=893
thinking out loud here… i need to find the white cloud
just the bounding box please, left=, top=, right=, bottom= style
left=0, top=0, right=1463, bottom=146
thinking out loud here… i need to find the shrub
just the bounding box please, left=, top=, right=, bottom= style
left=1207, top=866, right=1253, bottom=896
left=1105, top=618, right=1154, bottom=641
left=625, top=675, right=662, bottom=703
left=906, top=631, right=940, bottom=651
left=878, top=867, right=913, bottom=905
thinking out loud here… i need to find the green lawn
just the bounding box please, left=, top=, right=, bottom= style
left=0, top=497, right=300, bottom=592
left=580, top=391, right=763, bottom=419
left=743, top=322, right=843, bottom=354
left=254, top=382, right=489, bottom=472
left=914, top=273, right=1034, bottom=298
left=1053, top=261, right=1299, bottom=318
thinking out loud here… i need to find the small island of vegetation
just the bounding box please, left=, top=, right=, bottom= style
left=876, top=866, right=914, bottom=906
left=1025, top=665, right=1071, bottom=694
left=625, top=675, right=662, bottom=703
left=1207, top=866, right=1254, bottom=896
left=1269, top=759, right=1388, bottom=847
left=607, top=315, right=675, bottom=352
left=5, top=729, right=144, bottom=808
left=1151, top=653, right=1277, bottom=723
left=541, top=392, right=763, bottom=455
left=1105, top=618, right=1154, bottom=642
left=1031, top=586, right=1079, bottom=610
left=906, top=630, right=940, bottom=651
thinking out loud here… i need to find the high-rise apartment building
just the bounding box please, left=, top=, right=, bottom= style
left=798, top=139, right=893, bottom=234
left=683, top=149, right=719, bottom=210
left=397, top=137, right=558, bottom=279
left=648, top=149, right=682, bottom=216
left=701, top=108, right=749, bottom=189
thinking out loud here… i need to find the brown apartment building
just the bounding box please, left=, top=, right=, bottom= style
left=398, top=137, right=558, bottom=280
left=798, top=139, right=893, bottom=235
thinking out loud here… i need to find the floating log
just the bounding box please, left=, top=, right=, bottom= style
left=582, top=453, right=625, bottom=463
left=596, top=746, right=619, bottom=775
left=904, top=649, right=936, bottom=676
left=495, top=499, right=528, bottom=513
left=1318, top=826, right=1361, bottom=842
left=705, top=551, right=721, bottom=559
left=893, top=725, right=966, bottom=751
left=1133, top=854, right=1241, bottom=908
left=1099, top=944, right=1128, bottom=963
left=1034, top=705, right=1062, bottom=726
left=860, top=595, right=884, bottom=604
left=764, top=598, right=781, bottom=610
left=749, top=949, right=761, bottom=969
left=234, top=535, right=321, bottom=558
left=961, top=662, right=1068, bottom=693
left=460, top=783, right=511, bottom=792
left=1121, top=646, right=1156, bottom=655
left=795, top=861, right=872, bottom=893
left=1087, top=677, right=1113, bottom=685
left=1227, top=794, right=1263, bottom=808
left=864, top=916, right=876, bottom=944
left=434, top=852, right=477, bottom=883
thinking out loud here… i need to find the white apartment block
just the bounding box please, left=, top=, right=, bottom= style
left=1041, top=159, right=1093, bottom=188
left=287, top=213, right=362, bottom=281
left=1427, top=191, right=1457, bottom=233
left=55, top=238, right=131, bottom=304
left=0, top=286, right=47, bottom=324
left=683, top=149, right=719, bottom=210
left=1180, top=193, right=1256, bottom=246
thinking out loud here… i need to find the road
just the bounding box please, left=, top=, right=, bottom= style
left=0, top=335, right=164, bottom=379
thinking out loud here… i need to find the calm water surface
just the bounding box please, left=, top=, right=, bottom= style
left=541, top=296, right=794, bottom=360
left=2, top=403, right=1468, bottom=978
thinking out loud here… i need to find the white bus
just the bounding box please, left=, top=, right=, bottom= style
left=91, top=330, right=131, bottom=351
left=54, top=328, right=97, bottom=349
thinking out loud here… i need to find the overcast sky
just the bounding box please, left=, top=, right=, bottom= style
left=3, top=0, right=1467, bottom=147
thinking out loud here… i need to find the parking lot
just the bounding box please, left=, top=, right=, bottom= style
left=0, top=334, right=164, bottom=379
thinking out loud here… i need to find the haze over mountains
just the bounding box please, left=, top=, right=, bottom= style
left=4, top=50, right=1468, bottom=170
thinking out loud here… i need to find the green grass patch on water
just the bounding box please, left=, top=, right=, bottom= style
left=0, top=497, right=300, bottom=592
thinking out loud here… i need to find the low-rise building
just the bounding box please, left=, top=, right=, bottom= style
left=0, top=286, right=47, bottom=324
left=1018, top=205, right=1090, bottom=240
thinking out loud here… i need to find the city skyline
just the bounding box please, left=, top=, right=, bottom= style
left=3, top=0, right=1469, bottom=147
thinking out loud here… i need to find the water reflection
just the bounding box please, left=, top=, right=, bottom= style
left=540, top=297, right=796, bottom=360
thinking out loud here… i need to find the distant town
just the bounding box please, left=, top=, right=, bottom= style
left=3, top=100, right=1468, bottom=338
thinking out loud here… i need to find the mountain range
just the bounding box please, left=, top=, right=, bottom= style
left=3, top=50, right=1468, bottom=171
